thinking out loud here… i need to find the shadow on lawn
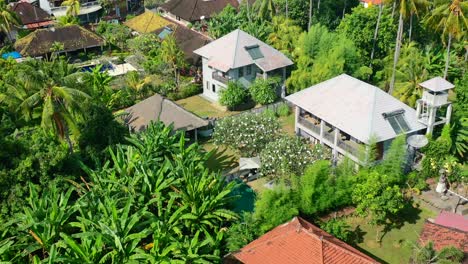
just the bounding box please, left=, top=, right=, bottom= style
left=205, top=146, right=238, bottom=172
left=381, top=202, right=423, bottom=242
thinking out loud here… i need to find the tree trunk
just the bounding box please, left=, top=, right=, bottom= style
left=376, top=228, right=381, bottom=243
left=317, top=0, right=321, bottom=12
left=308, top=0, right=313, bottom=30
left=408, top=13, right=413, bottom=42
left=370, top=4, right=383, bottom=68
left=389, top=12, right=403, bottom=95
left=444, top=34, right=452, bottom=79
left=285, top=0, right=288, bottom=19
left=391, top=1, right=396, bottom=17
left=247, top=0, right=251, bottom=22
left=342, top=0, right=347, bottom=19
left=65, top=130, right=74, bottom=154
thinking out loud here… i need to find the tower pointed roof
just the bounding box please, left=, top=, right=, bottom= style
left=419, top=77, right=454, bottom=92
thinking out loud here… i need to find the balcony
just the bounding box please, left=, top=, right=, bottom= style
left=212, top=72, right=230, bottom=84
left=298, top=116, right=320, bottom=135
left=337, top=139, right=361, bottom=158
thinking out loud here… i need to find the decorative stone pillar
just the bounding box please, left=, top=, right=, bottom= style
left=320, top=120, right=325, bottom=144
left=294, top=106, right=300, bottom=135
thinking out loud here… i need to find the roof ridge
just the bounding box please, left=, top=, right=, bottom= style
left=425, top=220, right=468, bottom=234
left=231, top=29, right=241, bottom=69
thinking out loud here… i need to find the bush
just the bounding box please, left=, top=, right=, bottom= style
left=249, top=77, right=280, bottom=105
left=260, top=137, right=330, bottom=178
left=212, top=113, right=280, bottom=156
left=219, top=81, right=248, bottom=109
left=262, top=108, right=276, bottom=119
left=276, top=102, right=290, bottom=117
left=253, top=184, right=298, bottom=233
left=321, top=219, right=353, bottom=243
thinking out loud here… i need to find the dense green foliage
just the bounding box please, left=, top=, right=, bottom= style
left=0, top=123, right=239, bottom=262
left=249, top=77, right=280, bottom=105
left=219, top=81, right=249, bottom=109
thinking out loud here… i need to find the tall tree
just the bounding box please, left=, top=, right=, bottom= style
left=160, top=35, right=186, bottom=91
left=0, top=0, right=19, bottom=42
left=12, top=60, right=89, bottom=151
left=388, top=0, right=428, bottom=94
left=424, top=0, right=468, bottom=79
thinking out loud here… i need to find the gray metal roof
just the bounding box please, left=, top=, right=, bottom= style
left=124, top=94, right=209, bottom=132
left=286, top=74, right=427, bottom=144
left=419, top=77, right=455, bottom=92
left=194, top=29, right=293, bottom=72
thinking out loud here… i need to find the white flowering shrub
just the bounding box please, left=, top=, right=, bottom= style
left=212, top=113, right=280, bottom=156
left=260, top=136, right=330, bottom=178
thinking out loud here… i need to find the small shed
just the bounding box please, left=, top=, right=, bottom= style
left=124, top=93, right=209, bottom=139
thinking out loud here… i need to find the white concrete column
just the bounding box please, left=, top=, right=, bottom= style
left=320, top=120, right=325, bottom=144
left=333, top=128, right=340, bottom=158
left=263, top=71, right=267, bottom=80
left=295, top=106, right=300, bottom=135
left=426, top=106, right=435, bottom=135
left=446, top=104, right=452, bottom=124
left=415, top=100, right=421, bottom=119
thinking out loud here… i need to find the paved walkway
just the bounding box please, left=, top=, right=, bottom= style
left=417, top=185, right=468, bottom=216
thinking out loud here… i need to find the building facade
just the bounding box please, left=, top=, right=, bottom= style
left=194, top=29, right=293, bottom=102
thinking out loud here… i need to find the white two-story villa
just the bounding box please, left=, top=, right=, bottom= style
left=194, top=29, right=293, bottom=102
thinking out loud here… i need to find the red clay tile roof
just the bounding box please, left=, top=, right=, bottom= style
left=419, top=220, right=468, bottom=253
left=434, top=211, right=468, bottom=232
left=229, top=217, right=378, bottom=264
left=360, top=0, right=383, bottom=5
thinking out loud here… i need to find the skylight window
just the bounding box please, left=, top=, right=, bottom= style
left=245, top=44, right=264, bottom=60
left=383, top=109, right=410, bottom=134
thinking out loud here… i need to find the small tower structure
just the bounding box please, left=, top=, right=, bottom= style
left=416, top=77, right=454, bottom=135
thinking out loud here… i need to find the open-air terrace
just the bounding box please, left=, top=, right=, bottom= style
left=298, top=110, right=362, bottom=160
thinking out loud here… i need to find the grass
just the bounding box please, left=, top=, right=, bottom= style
left=199, top=137, right=238, bottom=172
left=278, top=111, right=295, bottom=135
left=176, top=95, right=240, bottom=118
left=344, top=202, right=437, bottom=264
left=247, top=177, right=270, bottom=194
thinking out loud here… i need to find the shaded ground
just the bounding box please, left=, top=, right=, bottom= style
left=200, top=137, right=238, bottom=172
left=344, top=202, right=437, bottom=264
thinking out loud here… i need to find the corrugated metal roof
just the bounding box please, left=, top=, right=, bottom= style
left=286, top=74, right=426, bottom=144
left=194, top=29, right=293, bottom=72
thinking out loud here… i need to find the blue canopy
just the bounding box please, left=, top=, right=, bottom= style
left=2, top=51, right=22, bottom=59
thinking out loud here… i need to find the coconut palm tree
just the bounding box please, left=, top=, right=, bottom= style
left=160, top=35, right=186, bottom=91
left=0, top=0, right=19, bottom=42
left=387, top=0, right=428, bottom=94
left=14, top=60, right=90, bottom=151
left=393, top=42, right=429, bottom=107
left=424, top=0, right=468, bottom=79
left=61, top=0, right=80, bottom=17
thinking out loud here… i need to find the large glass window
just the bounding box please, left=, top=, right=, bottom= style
left=238, top=67, right=244, bottom=77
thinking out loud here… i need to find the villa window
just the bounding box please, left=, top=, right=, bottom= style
left=246, top=65, right=252, bottom=75
left=212, top=84, right=216, bottom=92
left=206, top=81, right=209, bottom=90
left=239, top=67, right=244, bottom=78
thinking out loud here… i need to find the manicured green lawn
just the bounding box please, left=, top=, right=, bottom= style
left=176, top=95, right=240, bottom=118
left=344, top=202, right=437, bottom=264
